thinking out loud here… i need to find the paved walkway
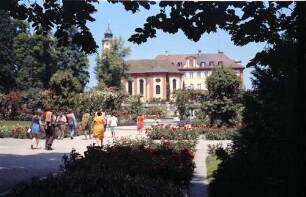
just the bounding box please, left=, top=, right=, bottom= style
left=186, top=139, right=232, bottom=197
left=0, top=124, right=231, bottom=196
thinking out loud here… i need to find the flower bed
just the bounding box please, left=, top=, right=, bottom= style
left=6, top=139, right=195, bottom=197
left=146, top=124, right=199, bottom=141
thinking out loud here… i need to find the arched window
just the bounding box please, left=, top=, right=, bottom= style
left=189, top=59, right=194, bottom=67
left=173, top=79, right=177, bottom=91
left=139, top=79, right=144, bottom=94
left=156, top=85, right=160, bottom=94
left=128, top=81, right=133, bottom=95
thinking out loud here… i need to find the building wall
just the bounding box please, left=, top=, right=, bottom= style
left=123, top=74, right=183, bottom=102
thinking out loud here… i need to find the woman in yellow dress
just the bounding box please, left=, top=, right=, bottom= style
left=92, top=111, right=105, bottom=146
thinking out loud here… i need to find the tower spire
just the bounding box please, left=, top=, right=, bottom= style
left=102, top=22, right=113, bottom=51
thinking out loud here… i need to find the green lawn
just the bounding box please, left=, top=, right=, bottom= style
left=206, top=155, right=221, bottom=182
left=0, top=120, right=31, bottom=127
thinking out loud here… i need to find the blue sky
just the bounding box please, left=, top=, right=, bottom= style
left=86, top=1, right=266, bottom=90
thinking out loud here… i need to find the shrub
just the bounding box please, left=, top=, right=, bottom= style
left=6, top=168, right=184, bottom=197
left=146, top=125, right=199, bottom=141
left=205, top=129, right=240, bottom=140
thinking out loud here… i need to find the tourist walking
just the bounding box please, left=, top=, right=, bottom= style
left=92, top=111, right=104, bottom=146
left=30, top=110, right=42, bottom=149
left=82, top=109, right=92, bottom=140
left=137, top=113, right=145, bottom=135
left=106, top=113, right=111, bottom=133
left=56, top=112, right=67, bottom=140
left=109, top=113, right=118, bottom=138
left=67, top=109, right=77, bottom=140
left=42, top=108, right=56, bottom=150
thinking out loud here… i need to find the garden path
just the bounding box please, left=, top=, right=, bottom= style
left=186, top=139, right=232, bottom=197
left=0, top=122, right=231, bottom=197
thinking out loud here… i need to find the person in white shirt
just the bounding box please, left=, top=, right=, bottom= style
left=109, top=113, right=118, bottom=138
left=106, top=114, right=111, bottom=133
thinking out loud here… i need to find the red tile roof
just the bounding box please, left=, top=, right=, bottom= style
left=155, top=52, right=244, bottom=69
left=125, top=59, right=183, bottom=74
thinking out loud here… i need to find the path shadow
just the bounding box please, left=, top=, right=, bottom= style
left=0, top=152, right=67, bottom=194
left=186, top=172, right=210, bottom=197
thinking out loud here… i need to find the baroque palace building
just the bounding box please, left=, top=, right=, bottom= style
left=102, top=26, right=244, bottom=102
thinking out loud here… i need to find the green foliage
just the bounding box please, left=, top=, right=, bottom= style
left=126, top=95, right=144, bottom=120
left=95, top=37, right=131, bottom=89
left=6, top=139, right=197, bottom=197
left=147, top=126, right=199, bottom=141
left=74, top=88, right=128, bottom=115
left=202, top=68, right=243, bottom=127
left=0, top=121, right=31, bottom=139
left=56, top=46, right=90, bottom=90
left=173, top=89, right=207, bottom=120
left=206, top=68, right=240, bottom=99
left=209, top=35, right=304, bottom=197
left=0, top=10, right=16, bottom=93
left=3, top=0, right=99, bottom=54
left=7, top=166, right=183, bottom=197
left=173, top=90, right=189, bottom=120
left=206, top=155, right=221, bottom=182
left=14, top=33, right=57, bottom=90
left=204, top=129, right=240, bottom=140
left=49, top=71, right=82, bottom=98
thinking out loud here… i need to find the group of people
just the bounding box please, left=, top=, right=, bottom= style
left=30, top=108, right=77, bottom=150
left=83, top=110, right=118, bottom=146
left=29, top=108, right=119, bottom=150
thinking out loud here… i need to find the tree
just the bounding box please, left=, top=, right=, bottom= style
left=0, top=10, right=16, bottom=93
left=95, top=37, right=131, bottom=89
left=49, top=71, right=82, bottom=98
left=13, top=33, right=58, bottom=90
left=173, top=89, right=189, bottom=120
left=1, top=0, right=99, bottom=54
left=56, top=27, right=90, bottom=90
left=114, top=1, right=305, bottom=196
left=2, top=1, right=306, bottom=195
left=202, top=68, right=243, bottom=127
left=56, top=46, right=90, bottom=91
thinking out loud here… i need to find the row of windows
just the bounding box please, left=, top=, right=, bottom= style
left=185, top=71, right=212, bottom=79
left=127, top=79, right=178, bottom=95
left=176, top=60, right=223, bottom=68
left=188, top=83, right=202, bottom=90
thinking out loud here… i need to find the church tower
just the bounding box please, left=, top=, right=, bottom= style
left=102, top=24, right=113, bottom=51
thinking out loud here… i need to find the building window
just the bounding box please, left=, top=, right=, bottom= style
left=128, top=81, right=133, bottom=95
left=190, top=72, right=193, bottom=78
left=185, top=72, right=190, bottom=78
left=190, top=84, right=194, bottom=89
left=209, top=61, right=214, bottom=66
left=155, top=78, right=161, bottom=83
left=173, top=79, right=177, bottom=91
left=178, top=62, right=183, bottom=67
left=189, top=59, right=194, bottom=67
left=197, top=84, right=201, bottom=90
left=197, top=72, right=201, bottom=78
left=204, top=71, right=208, bottom=77
left=218, top=61, right=223, bottom=66
left=156, top=85, right=160, bottom=94
left=200, top=62, right=206, bottom=67
left=139, top=79, right=144, bottom=94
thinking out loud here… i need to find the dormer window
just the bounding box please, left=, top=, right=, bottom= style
left=218, top=61, right=223, bottom=66
left=209, top=61, right=215, bottom=66
left=177, top=62, right=183, bottom=67
left=200, top=62, right=206, bottom=67
left=189, top=59, right=194, bottom=67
